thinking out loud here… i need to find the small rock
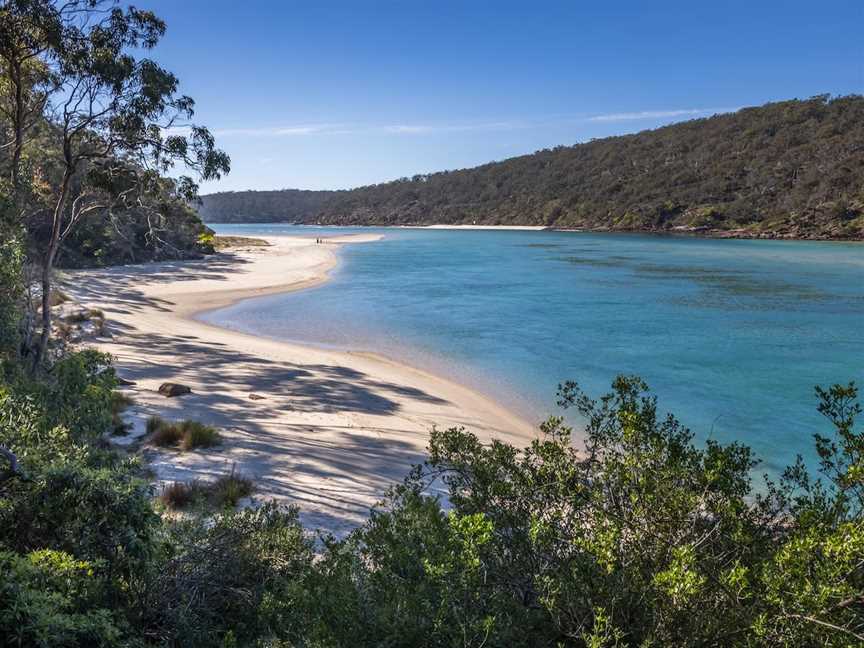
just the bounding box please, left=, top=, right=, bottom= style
left=158, top=382, right=192, bottom=397
left=117, top=376, right=137, bottom=386
left=248, top=393, right=266, bottom=400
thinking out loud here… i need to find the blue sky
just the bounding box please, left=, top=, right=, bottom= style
left=143, top=0, right=864, bottom=193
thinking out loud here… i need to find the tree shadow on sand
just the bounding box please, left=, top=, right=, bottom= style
left=64, top=252, right=253, bottom=313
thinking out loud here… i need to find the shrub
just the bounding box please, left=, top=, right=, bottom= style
left=46, top=349, right=116, bottom=439
left=0, top=229, right=24, bottom=346
left=158, top=468, right=253, bottom=513
left=0, top=549, right=126, bottom=645
left=299, top=377, right=864, bottom=647
left=0, top=460, right=159, bottom=575
left=110, top=391, right=134, bottom=435
left=140, top=504, right=312, bottom=645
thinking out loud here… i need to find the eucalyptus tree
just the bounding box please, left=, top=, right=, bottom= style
left=0, top=0, right=59, bottom=201
left=14, top=0, right=230, bottom=366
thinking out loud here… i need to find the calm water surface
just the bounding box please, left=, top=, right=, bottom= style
left=205, top=224, right=864, bottom=477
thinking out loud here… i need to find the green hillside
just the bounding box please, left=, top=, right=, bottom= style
left=200, top=95, right=864, bottom=239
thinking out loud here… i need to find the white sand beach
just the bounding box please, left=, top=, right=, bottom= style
left=418, top=224, right=549, bottom=230
left=65, top=235, right=537, bottom=536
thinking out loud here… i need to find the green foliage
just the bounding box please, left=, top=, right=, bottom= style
left=110, top=391, right=134, bottom=436
left=58, top=197, right=218, bottom=268
left=0, top=184, right=24, bottom=362
left=2, top=359, right=863, bottom=645
left=200, top=95, right=864, bottom=240
left=0, top=349, right=117, bottom=470
left=0, top=549, right=127, bottom=647
left=179, top=421, right=221, bottom=451
left=0, top=460, right=158, bottom=578
left=755, top=521, right=864, bottom=645
left=295, top=377, right=864, bottom=646
left=139, top=504, right=313, bottom=646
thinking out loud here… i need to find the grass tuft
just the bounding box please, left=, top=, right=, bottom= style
left=159, top=480, right=205, bottom=510
left=49, top=290, right=70, bottom=307
left=146, top=415, right=165, bottom=435
left=210, top=467, right=254, bottom=508
left=147, top=416, right=221, bottom=450
left=179, top=420, right=221, bottom=450
left=158, top=467, right=254, bottom=511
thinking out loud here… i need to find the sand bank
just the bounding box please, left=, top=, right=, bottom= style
left=65, top=234, right=536, bottom=536
left=417, top=224, right=549, bottom=230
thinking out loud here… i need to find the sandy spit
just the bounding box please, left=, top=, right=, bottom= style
left=415, top=224, right=549, bottom=231
left=65, top=234, right=537, bottom=536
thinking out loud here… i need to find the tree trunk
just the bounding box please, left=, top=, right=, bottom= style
left=0, top=445, right=23, bottom=482
left=10, top=60, right=24, bottom=195
left=33, top=167, right=72, bottom=369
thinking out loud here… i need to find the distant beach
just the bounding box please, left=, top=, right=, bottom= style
left=417, top=224, right=549, bottom=230
left=65, top=234, right=536, bottom=536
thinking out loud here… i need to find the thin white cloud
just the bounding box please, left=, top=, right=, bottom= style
left=210, top=121, right=526, bottom=137
left=382, top=124, right=435, bottom=134
left=587, top=107, right=734, bottom=122
left=212, top=124, right=346, bottom=137
left=202, top=109, right=739, bottom=138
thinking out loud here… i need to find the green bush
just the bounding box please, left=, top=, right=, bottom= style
left=110, top=392, right=134, bottom=436
left=0, top=549, right=127, bottom=646
left=139, top=504, right=313, bottom=646
left=45, top=350, right=117, bottom=441
left=0, top=231, right=24, bottom=362
left=297, top=377, right=864, bottom=647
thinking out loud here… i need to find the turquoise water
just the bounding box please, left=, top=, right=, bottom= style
left=205, top=224, right=864, bottom=477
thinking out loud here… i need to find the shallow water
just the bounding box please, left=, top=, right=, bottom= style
left=205, top=224, right=864, bottom=477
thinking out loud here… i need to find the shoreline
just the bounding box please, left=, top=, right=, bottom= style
left=211, top=222, right=863, bottom=242
left=65, top=234, right=537, bottom=536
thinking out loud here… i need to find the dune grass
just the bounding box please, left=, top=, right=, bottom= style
left=159, top=480, right=206, bottom=509
left=147, top=416, right=221, bottom=450
left=159, top=466, right=253, bottom=511
left=48, top=289, right=70, bottom=307
left=66, top=307, right=104, bottom=323
left=210, top=468, right=254, bottom=507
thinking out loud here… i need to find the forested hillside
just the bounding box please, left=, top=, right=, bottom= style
left=200, top=95, right=864, bottom=239
left=199, top=188, right=337, bottom=223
